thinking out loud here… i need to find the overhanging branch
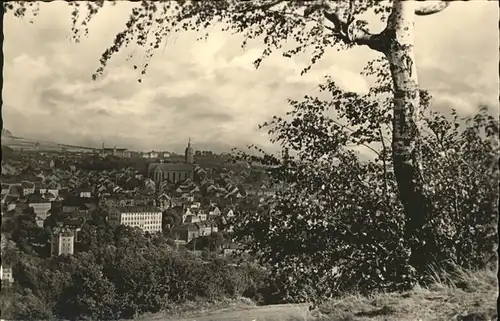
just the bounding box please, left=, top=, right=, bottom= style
left=322, top=9, right=385, bottom=52
left=415, top=1, right=451, bottom=16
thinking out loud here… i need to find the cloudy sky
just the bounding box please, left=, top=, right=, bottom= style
left=3, top=1, right=498, bottom=154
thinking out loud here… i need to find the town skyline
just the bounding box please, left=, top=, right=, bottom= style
left=3, top=1, right=498, bottom=156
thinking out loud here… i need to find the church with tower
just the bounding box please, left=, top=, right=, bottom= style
left=148, top=139, right=195, bottom=185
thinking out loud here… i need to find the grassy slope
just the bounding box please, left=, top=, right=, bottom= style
left=135, top=266, right=498, bottom=321
left=317, top=267, right=498, bottom=321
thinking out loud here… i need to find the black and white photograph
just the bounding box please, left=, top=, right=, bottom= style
left=1, top=1, right=498, bottom=320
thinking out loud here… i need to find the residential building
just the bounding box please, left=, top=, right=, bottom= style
left=156, top=193, right=171, bottom=210
left=108, top=207, right=163, bottom=233
left=63, top=218, right=85, bottom=242
left=171, top=224, right=199, bottom=243
left=101, top=145, right=131, bottom=158
left=78, top=187, right=92, bottom=199
left=0, top=265, right=14, bottom=284
left=209, top=206, right=222, bottom=216
left=225, top=209, right=236, bottom=219
left=50, top=228, right=75, bottom=256
left=142, top=151, right=159, bottom=159
left=61, top=196, right=94, bottom=215
left=195, top=222, right=213, bottom=237
left=222, top=242, right=240, bottom=257
left=21, top=181, right=35, bottom=196
left=184, top=214, right=200, bottom=224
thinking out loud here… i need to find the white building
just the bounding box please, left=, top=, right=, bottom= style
left=108, top=207, right=163, bottom=233
left=39, top=188, right=59, bottom=199
left=0, top=265, right=14, bottom=284
left=51, top=228, right=75, bottom=256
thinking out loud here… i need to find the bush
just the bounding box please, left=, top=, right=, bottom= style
left=230, top=73, right=499, bottom=304
left=2, top=222, right=271, bottom=320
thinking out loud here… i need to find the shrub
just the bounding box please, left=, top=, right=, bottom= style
left=230, top=74, right=498, bottom=304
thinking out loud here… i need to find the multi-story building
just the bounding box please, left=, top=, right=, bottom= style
left=0, top=265, right=14, bottom=284
left=100, top=145, right=131, bottom=158
left=108, top=207, right=163, bottom=233
left=50, top=228, right=75, bottom=256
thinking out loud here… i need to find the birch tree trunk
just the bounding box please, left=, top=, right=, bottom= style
left=381, top=0, right=434, bottom=269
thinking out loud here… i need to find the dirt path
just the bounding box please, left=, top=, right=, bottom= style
left=151, top=303, right=316, bottom=321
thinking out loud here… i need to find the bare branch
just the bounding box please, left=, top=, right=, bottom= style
left=415, top=1, right=451, bottom=16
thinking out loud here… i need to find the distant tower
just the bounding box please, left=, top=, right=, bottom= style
left=185, top=138, right=194, bottom=164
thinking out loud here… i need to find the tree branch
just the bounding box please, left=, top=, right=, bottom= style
left=415, top=1, right=451, bottom=16
left=235, top=0, right=287, bottom=13
left=321, top=7, right=385, bottom=52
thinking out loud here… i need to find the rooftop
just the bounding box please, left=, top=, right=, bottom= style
left=148, top=162, right=194, bottom=172
left=116, top=206, right=162, bottom=213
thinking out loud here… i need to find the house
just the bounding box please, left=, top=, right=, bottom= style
left=8, top=184, right=22, bottom=198
left=184, top=214, right=200, bottom=224
left=225, top=209, right=236, bottom=219
left=222, top=242, right=241, bottom=257
left=21, top=181, right=35, bottom=196
left=101, top=147, right=131, bottom=158
left=63, top=218, right=84, bottom=242
left=39, top=183, right=59, bottom=199
left=108, top=206, right=163, bottom=233
left=40, top=191, right=58, bottom=201
left=156, top=193, right=171, bottom=210
left=209, top=206, right=222, bottom=217
left=0, top=265, right=14, bottom=284
left=195, top=222, right=212, bottom=237
left=197, top=210, right=207, bottom=222
left=78, top=187, right=93, bottom=199
left=171, top=224, right=199, bottom=243
left=50, top=227, right=75, bottom=256
left=61, top=196, right=92, bottom=215
left=210, top=222, right=219, bottom=233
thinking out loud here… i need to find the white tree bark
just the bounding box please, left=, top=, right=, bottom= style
left=378, top=0, right=447, bottom=267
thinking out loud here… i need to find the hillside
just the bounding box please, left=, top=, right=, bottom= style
left=134, top=267, right=497, bottom=321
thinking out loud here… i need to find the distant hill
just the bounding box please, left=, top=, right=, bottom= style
left=1, top=131, right=98, bottom=153
left=1, top=128, right=13, bottom=137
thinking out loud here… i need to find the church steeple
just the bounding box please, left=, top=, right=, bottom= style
left=185, top=138, right=194, bottom=164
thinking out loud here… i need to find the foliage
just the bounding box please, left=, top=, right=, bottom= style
left=58, top=252, right=117, bottom=320
left=186, top=232, right=226, bottom=252
left=419, top=106, right=499, bottom=271
left=5, top=208, right=50, bottom=256
left=229, top=69, right=499, bottom=303
left=1, top=222, right=270, bottom=320
left=4, top=1, right=394, bottom=81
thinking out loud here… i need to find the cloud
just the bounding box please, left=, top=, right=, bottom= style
left=3, top=1, right=498, bottom=154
